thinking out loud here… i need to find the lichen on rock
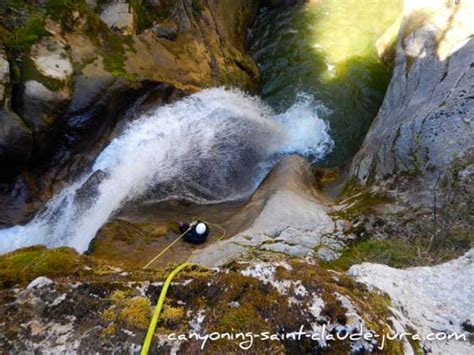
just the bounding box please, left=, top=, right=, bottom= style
left=0, top=253, right=405, bottom=353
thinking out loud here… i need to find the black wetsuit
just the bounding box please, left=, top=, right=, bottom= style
left=179, top=221, right=209, bottom=244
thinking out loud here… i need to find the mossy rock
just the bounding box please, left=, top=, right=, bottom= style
left=0, top=245, right=85, bottom=289
left=88, top=219, right=169, bottom=267
left=322, top=239, right=419, bottom=271
left=102, top=290, right=152, bottom=330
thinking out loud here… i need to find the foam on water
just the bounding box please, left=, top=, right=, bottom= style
left=0, top=88, right=333, bottom=254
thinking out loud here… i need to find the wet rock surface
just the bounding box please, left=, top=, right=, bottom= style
left=191, top=156, right=351, bottom=266
left=0, top=0, right=260, bottom=223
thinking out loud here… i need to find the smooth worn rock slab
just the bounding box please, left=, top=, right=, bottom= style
left=261, top=242, right=314, bottom=258
left=30, top=37, right=73, bottom=81
left=315, top=247, right=340, bottom=262
left=190, top=156, right=345, bottom=267
left=245, top=190, right=334, bottom=236
left=275, top=227, right=322, bottom=249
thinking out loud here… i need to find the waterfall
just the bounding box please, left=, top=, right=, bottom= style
left=0, top=88, right=333, bottom=254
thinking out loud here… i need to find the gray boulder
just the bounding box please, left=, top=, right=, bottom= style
left=0, top=109, right=33, bottom=164
left=21, top=80, right=70, bottom=133
left=19, top=37, right=73, bottom=149
left=151, top=20, right=178, bottom=41
left=0, top=48, right=32, bottom=165
left=29, top=36, right=73, bottom=81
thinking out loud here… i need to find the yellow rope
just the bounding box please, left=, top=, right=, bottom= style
left=207, top=222, right=227, bottom=241
left=140, top=262, right=192, bottom=355
left=139, top=221, right=226, bottom=353
left=142, top=227, right=191, bottom=269
left=142, top=222, right=227, bottom=269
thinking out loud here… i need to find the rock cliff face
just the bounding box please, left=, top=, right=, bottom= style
left=0, top=0, right=260, bottom=224
left=350, top=0, right=474, bottom=202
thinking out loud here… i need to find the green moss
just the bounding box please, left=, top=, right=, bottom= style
left=160, top=306, right=186, bottom=328
left=275, top=260, right=405, bottom=353
left=102, top=290, right=152, bottom=330
left=78, top=7, right=137, bottom=83
left=322, top=239, right=419, bottom=271
left=121, top=296, right=152, bottom=329
left=101, top=33, right=135, bottom=80
left=46, top=0, right=74, bottom=16
left=404, top=325, right=424, bottom=355
left=333, top=184, right=390, bottom=220
left=129, top=0, right=153, bottom=33
left=0, top=245, right=81, bottom=289
left=219, top=304, right=264, bottom=331
left=321, top=294, right=348, bottom=324
left=4, top=16, right=49, bottom=53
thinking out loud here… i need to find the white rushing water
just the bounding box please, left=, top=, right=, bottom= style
left=0, top=88, right=333, bottom=254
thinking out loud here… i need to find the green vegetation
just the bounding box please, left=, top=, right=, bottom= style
left=331, top=164, right=473, bottom=269
left=0, top=244, right=407, bottom=352
left=334, top=180, right=391, bottom=219
left=3, top=16, right=49, bottom=52
left=77, top=2, right=138, bottom=82
left=322, top=239, right=419, bottom=271
left=1, top=0, right=138, bottom=83
left=46, top=0, right=74, bottom=17
left=101, top=32, right=136, bottom=82
left=0, top=245, right=82, bottom=289
left=102, top=290, right=152, bottom=330
left=0, top=244, right=169, bottom=289
left=129, top=0, right=152, bottom=33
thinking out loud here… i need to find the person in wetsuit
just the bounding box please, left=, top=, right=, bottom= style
left=178, top=220, right=209, bottom=244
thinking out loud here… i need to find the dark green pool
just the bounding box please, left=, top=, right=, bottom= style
left=249, top=0, right=402, bottom=166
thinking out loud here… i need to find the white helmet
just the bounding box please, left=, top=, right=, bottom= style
left=195, top=223, right=207, bottom=235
